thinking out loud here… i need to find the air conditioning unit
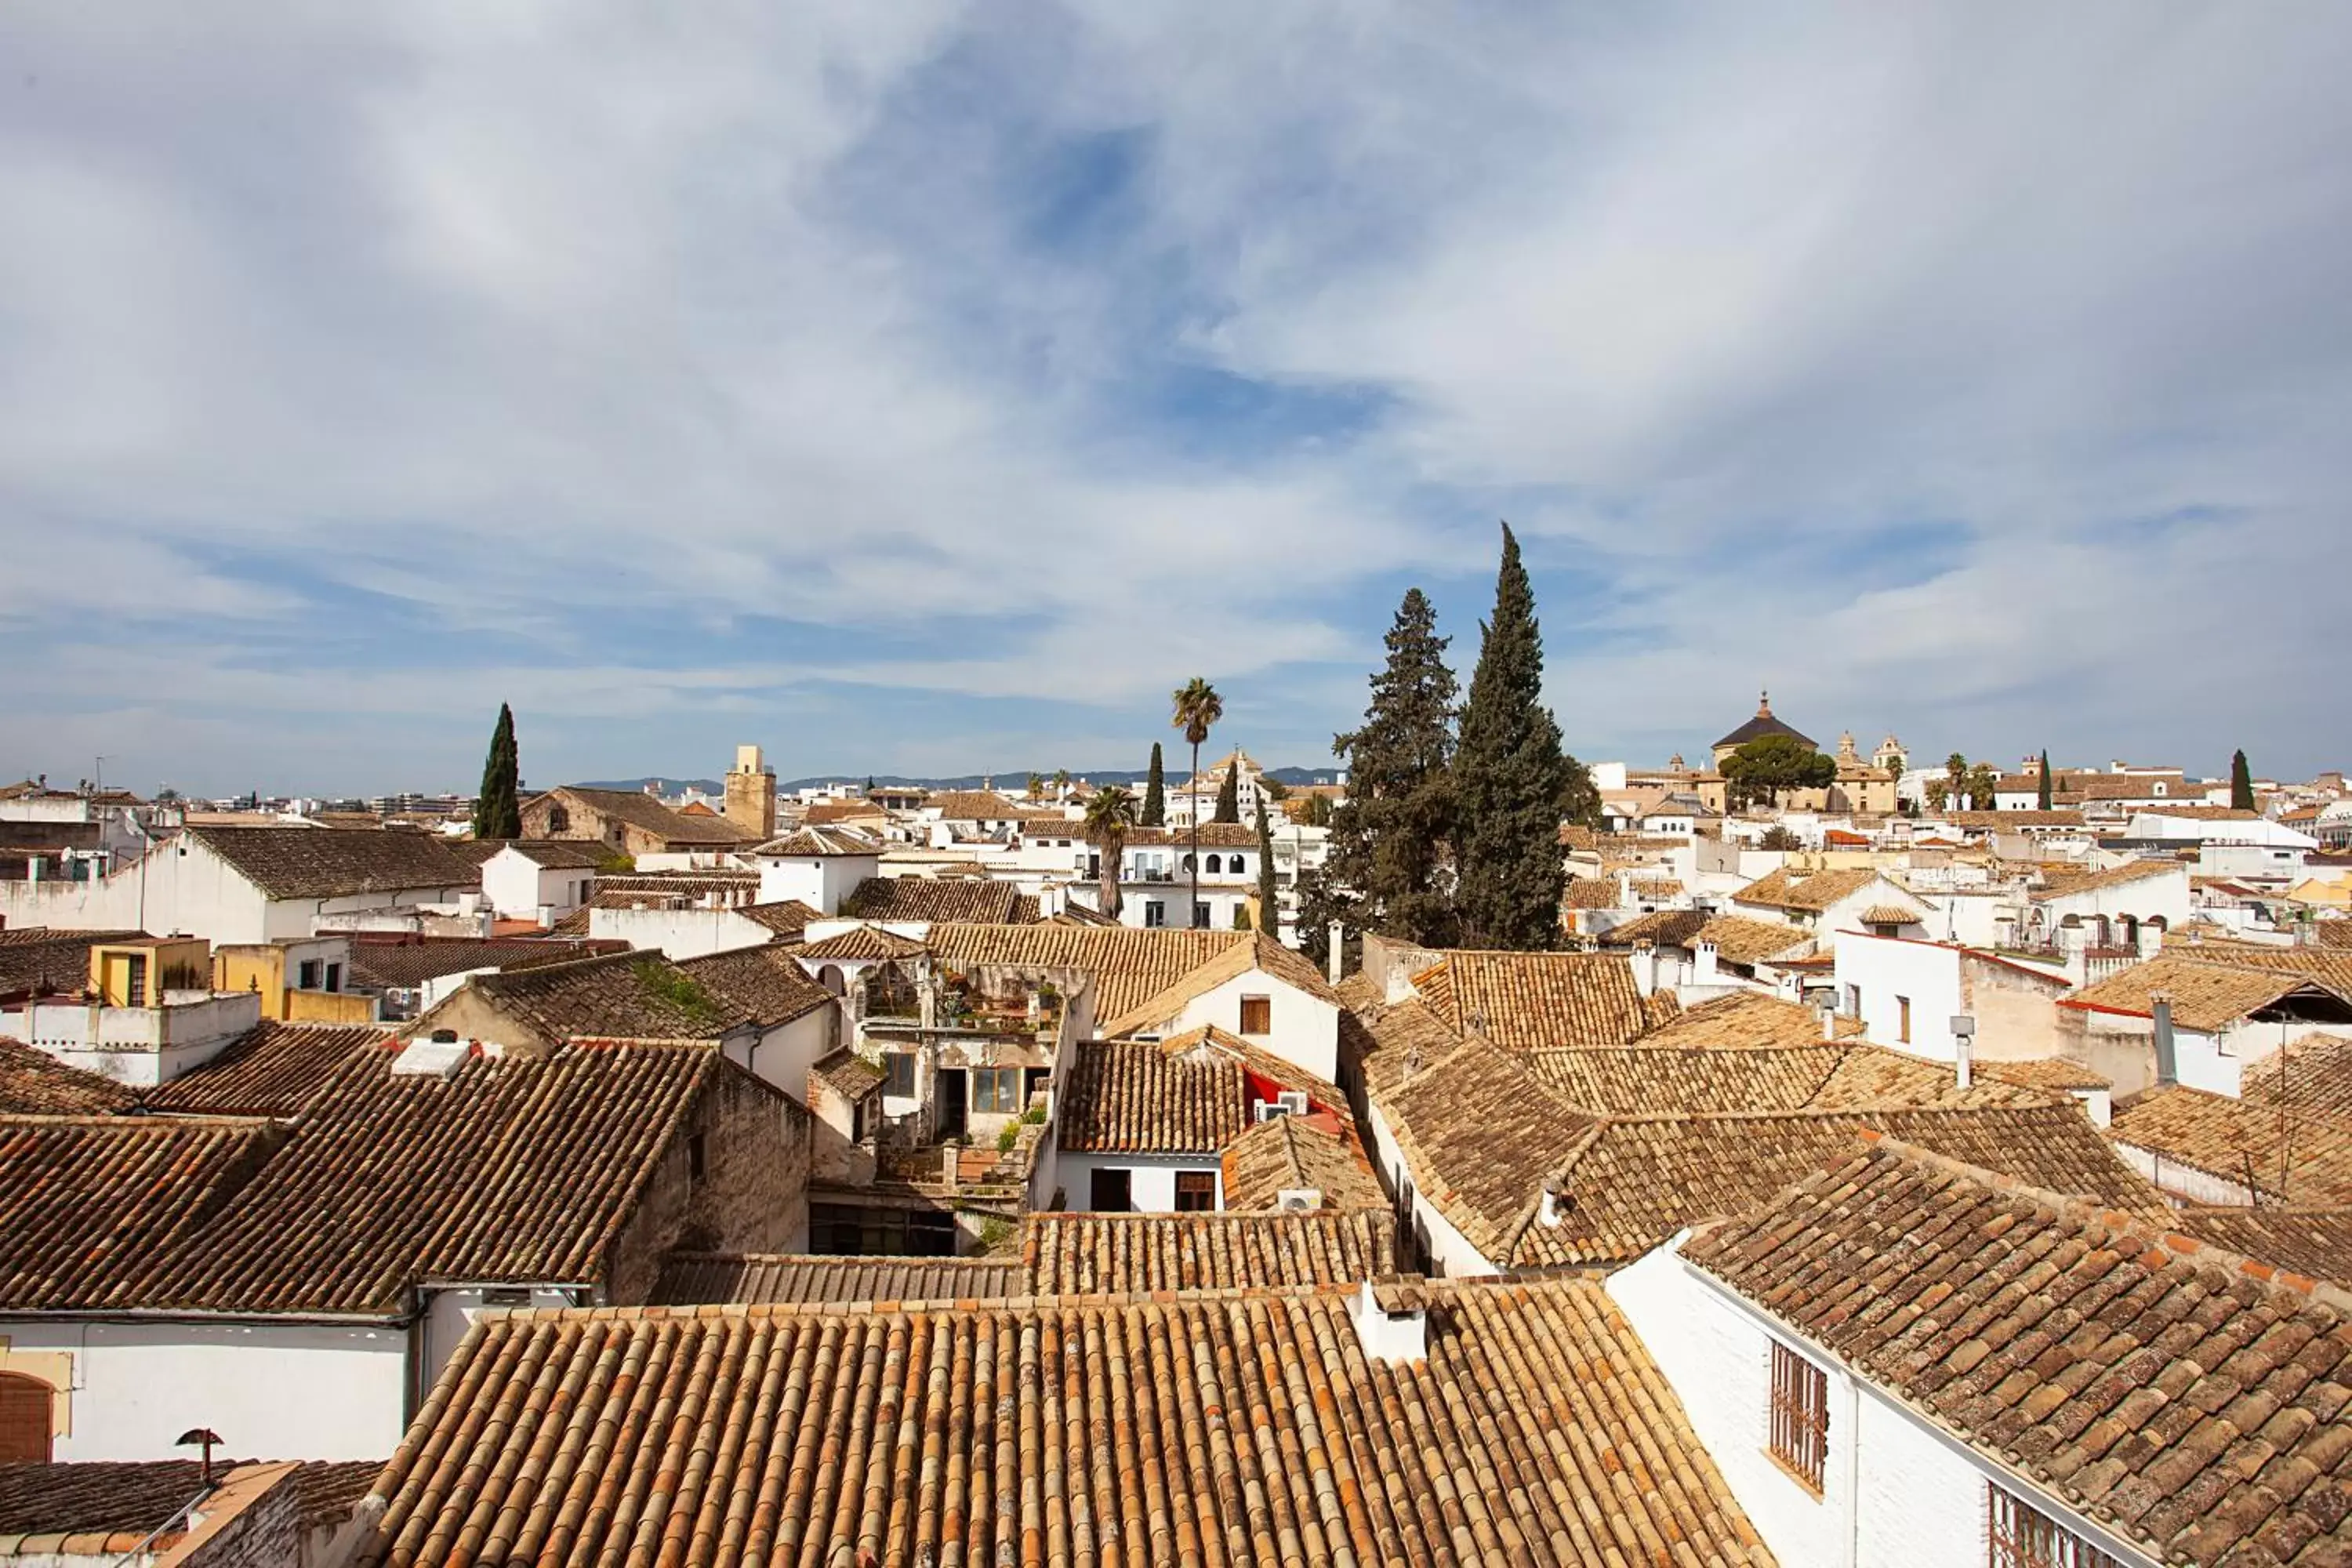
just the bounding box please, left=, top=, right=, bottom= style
left=1276, top=1090, right=1308, bottom=1116
left=1276, top=1187, right=1323, bottom=1212
left=1254, top=1102, right=1288, bottom=1123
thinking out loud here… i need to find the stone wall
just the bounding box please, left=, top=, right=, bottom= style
left=604, top=1061, right=811, bottom=1301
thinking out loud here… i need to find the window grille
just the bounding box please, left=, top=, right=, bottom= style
left=1987, top=1484, right=2122, bottom=1568
left=1768, top=1342, right=1828, bottom=1490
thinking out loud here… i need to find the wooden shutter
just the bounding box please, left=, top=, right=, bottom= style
left=1767, top=1343, right=1828, bottom=1490
left=0, top=1374, right=52, bottom=1463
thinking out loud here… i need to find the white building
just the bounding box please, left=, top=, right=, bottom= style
left=475, top=840, right=604, bottom=924
left=749, top=826, right=883, bottom=913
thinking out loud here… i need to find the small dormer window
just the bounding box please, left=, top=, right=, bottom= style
left=547, top=806, right=570, bottom=833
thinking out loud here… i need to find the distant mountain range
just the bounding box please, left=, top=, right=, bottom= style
left=577, top=765, right=1340, bottom=796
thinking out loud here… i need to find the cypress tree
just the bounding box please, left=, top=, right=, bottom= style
left=1213, top=759, right=1240, bottom=823
left=1142, top=743, right=1166, bottom=826
left=1255, top=802, right=1280, bottom=936
left=2231, top=749, right=2256, bottom=811
left=471, top=703, right=522, bottom=840
left=1454, top=524, right=1569, bottom=950
left=1327, top=586, right=1460, bottom=947
left=2037, top=750, right=2053, bottom=811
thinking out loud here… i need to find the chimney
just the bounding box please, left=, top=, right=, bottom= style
left=1538, top=1176, right=1567, bottom=1227
left=1950, top=1013, right=1976, bottom=1089
left=1693, top=938, right=1719, bottom=987
left=1817, top=995, right=1838, bottom=1040
left=1630, top=941, right=1658, bottom=997
left=2152, top=992, right=2178, bottom=1087
left=1327, top=922, right=1345, bottom=985
left=1349, top=1278, right=1426, bottom=1366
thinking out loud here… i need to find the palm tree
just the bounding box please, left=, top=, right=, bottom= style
left=1083, top=784, right=1138, bottom=920
left=1171, top=677, right=1223, bottom=930
left=1053, top=768, right=1071, bottom=800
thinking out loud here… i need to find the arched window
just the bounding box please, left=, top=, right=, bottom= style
left=818, top=965, right=846, bottom=996
left=1205, top=855, right=1221, bottom=873
left=0, top=1374, right=52, bottom=1462
left=546, top=806, right=570, bottom=833
left=1230, top=856, right=1247, bottom=877
left=1181, top=854, right=1195, bottom=872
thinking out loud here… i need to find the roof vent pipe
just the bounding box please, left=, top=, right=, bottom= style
left=1538, top=1177, right=1566, bottom=1227
left=2152, top=992, right=2178, bottom=1087
left=1950, top=1013, right=1975, bottom=1090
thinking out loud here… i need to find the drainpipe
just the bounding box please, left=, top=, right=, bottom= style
left=1838, top=1370, right=1863, bottom=1568
left=2151, top=993, right=2177, bottom=1087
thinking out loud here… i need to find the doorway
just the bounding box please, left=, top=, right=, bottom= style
left=937, top=1067, right=967, bottom=1142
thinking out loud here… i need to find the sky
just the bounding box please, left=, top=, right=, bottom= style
left=4, top=3, right=2349, bottom=797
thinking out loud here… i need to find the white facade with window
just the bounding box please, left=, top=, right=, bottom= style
left=1610, top=1236, right=2154, bottom=1568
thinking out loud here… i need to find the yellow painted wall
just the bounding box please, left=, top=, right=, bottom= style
left=287, top=987, right=379, bottom=1023
left=90, top=938, right=210, bottom=1005
left=213, top=944, right=290, bottom=1015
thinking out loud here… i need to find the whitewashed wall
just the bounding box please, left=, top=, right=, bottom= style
left=1156, top=971, right=1340, bottom=1084
left=1055, top=1152, right=1221, bottom=1212
left=5, top=1319, right=409, bottom=1462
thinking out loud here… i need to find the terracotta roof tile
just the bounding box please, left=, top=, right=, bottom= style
left=807, top=1047, right=886, bottom=1102
left=355, top=1276, right=1770, bottom=1568
left=445, top=950, right=759, bottom=1042
left=1731, top=866, right=1883, bottom=913
left=839, top=876, right=1040, bottom=924
left=652, top=1252, right=1022, bottom=1305
left=1636, top=989, right=1864, bottom=1048
left=143, top=1021, right=392, bottom=1116
left=673, top=944, right=833, bottom=1026
left=924, top=925, right=1335, bottom=1025
left=1025, top=1210, right=1396, bottom=1293
left=2110, top=1083, right=2352, bottom=1205
left=1686, top=1138, right=2352, bottom=1566
left=186, top=826, right=478, bottom=900
left=752, top=825, right=883, bottom=857
left=795, top=924, right=931, bottom=962
left=1218, top=1112, right=1387, bottom=1211
left=0, top=1037, right=139, bottom=1115
left=1058, top=1037, right=1248, bottom=1152
left=1410, top=949, right=1668, bottom=1051
left=534, top=786, right=757, bottom=845
left=0, top=930, right=145, bottom=999
left=2062, top=953, right=2347, bottom=1032
left=1598, top=911, right=1813, bottom=965
left=346, top=936, right=611, bottom=989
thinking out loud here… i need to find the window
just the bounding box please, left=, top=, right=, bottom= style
left=1091, top=1167, right=1132, bottom=1211
left=970, top=1067, right=1023, bottom=1114
left=1174, top=1171, right=1218, bottom=1211
left=883, top=1052, right=916, bottom=1098
left=1987, top=1484, right=2122, bottom=1568
left=297, top=959, right=321, bottom=990
left=1896, top=995, right=1911, bottom=1044
left=1143, top=901, right=1166, bottom=928
left=547, top=805, right=570, bottom=833
left=1192, top=902, right=1210, bottom=929
left=1768, top=1341, right=1829, bottom=1492
left=124, top=953, right=147, bottom=1007
left=0, top=1374, right=51, bottom=1462
left=325, top=962, right=342, bottom=993
left=1206, top=854, right=1221, bottom=873
left=1230, top=855, right=1246, bottom=876
left=1240, top=994, right=1272, bottom=1035
left=688, top=1131, right=708, bottom=1181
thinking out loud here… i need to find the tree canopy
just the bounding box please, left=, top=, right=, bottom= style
left=1720, top=733, right=1835, bottom=809
left=1327, top=586, right=1460, bottom=948
left=1454, top=524, right=1570, bottom=950
left=2231, top=750, right=2256, bottom=811
left=471, top=703, right=522, bottom=840
left=1142, top=743, right=1166, bottom=826
left=1213, top=759, right=1241, bottom=823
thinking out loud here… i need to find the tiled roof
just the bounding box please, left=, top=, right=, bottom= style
left=1946, top=809, right=2088, bottom=829
left=346, top=936, right=611, bottom=989
left=1076, top=821, right=1268, bottom=848
left=186, top=826, right=478, bottom=899
left=922, top=789, right=1073, bottom=822
left=1058, top=1037, right=1247, bottom=1152
left=2242, top=1032, right=2352, bottom=1123
left=807, top=1047, right=886, bottom=1102
left=0, top=1116, right=285, bottom=1312
left=1598, top=910, right=1813, bottom=966
left=143, top=1021, right=391, bottom=1116
left=1098, top=931, right=1340, bottom=1036
left=1976, top=1055, right=2113, bottom=1091
left=674, top=944, right=833, bottom=1026
left=2030, top=858, right=2186, bottom=899
left=0, top=930, right=146, bottom=999
left=795, top=924, right=931, bottom=962
left=2158, top=943, right=2352, bottom=996
left=652, top=1252, right=1022, bottom=1305
left=739, top=898, right=821, bottom=937
left=355, top=1277, right=1769, bottom=1568
left=0, top=1460, right=216, bottom=1546
left=1024, top=1210, right=1397, bottom=1294
left=445, top=951, right=757, bottom=1043
left=1522, top=1041, right=2056, bottom=1116
left=1149, top=1023, right=1347, bottom=1107
left=2061, top=953, right=2344, bottom=1032
left=537, top=786, right=757, bottom=845
left=840, top=875, right=1039, bottom=924
left=594, top=869, right=761, bottom=900
left=2171, top=1206, right=2352, bottom=1289
left=1410, top=949, right=1665, bottom=1051
left=3, top=1040, right=739, bottom=1316
left=1686, top=1137, right=2352, bottom=1566
left=1637, top=989, right=1863, bottom=1049
left=455, top=837, right=608, bottom=868
left=1730, top=866, right=1882, bottom=913
left=1855, top=903, right=1921, bottom=925
left=2109, top=1084, right=2352, bottom=1205
left=0, top=1036, right=138, bottom=1115
left=1560, top=875, right=1621, bottom=909
left=752, top=825, right=882, bottom=857
left=1218, top=1112, right=1387, bottom=1211
left=923, top=924, right=1336, bottom=1025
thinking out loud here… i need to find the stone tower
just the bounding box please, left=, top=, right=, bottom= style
left=724, top=744, right=776, bottom=840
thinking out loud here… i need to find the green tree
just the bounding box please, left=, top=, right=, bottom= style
left=1328, top=586, right=1460, bottom=947
left=1964, top=763, right=2000, bottom=811
left=1302, top=793, right=1334, bottom=827
left=1260, top=775, right=1290, bottom=802
left=1171, top=678, right=1223, bottom=929
left=1141, top=743, right=1166, bottom=826
left=1213, top=759, right=1240, bottom=823
left=1454, top=524, right=1570, bottom=950
left=1025, top=772, right=1044, bottom=799
left=1255, top=801, right=1280, bottom=936
left=1923, top=778, right=1951, bottom=811
left=471, top=703, right=522, bottom=840
left=1083, top=784, right=1138, bottom=921
left=2231, top=749, right=2256, bottom=811
left=2037, top=750, right=2054, bottom=811
left=1053, top=768, right=1071, bottom=798
left=1720, top=733, right=1837, bottom=809
left=1294, top=864, right=1359, bottom=975
left=1758, top=825, right=1802, bottom=851
left=1944, top=753, right=1968, bottom=805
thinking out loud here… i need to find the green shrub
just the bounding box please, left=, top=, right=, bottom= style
left=996, top=1123, right=1019, bottom=1153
